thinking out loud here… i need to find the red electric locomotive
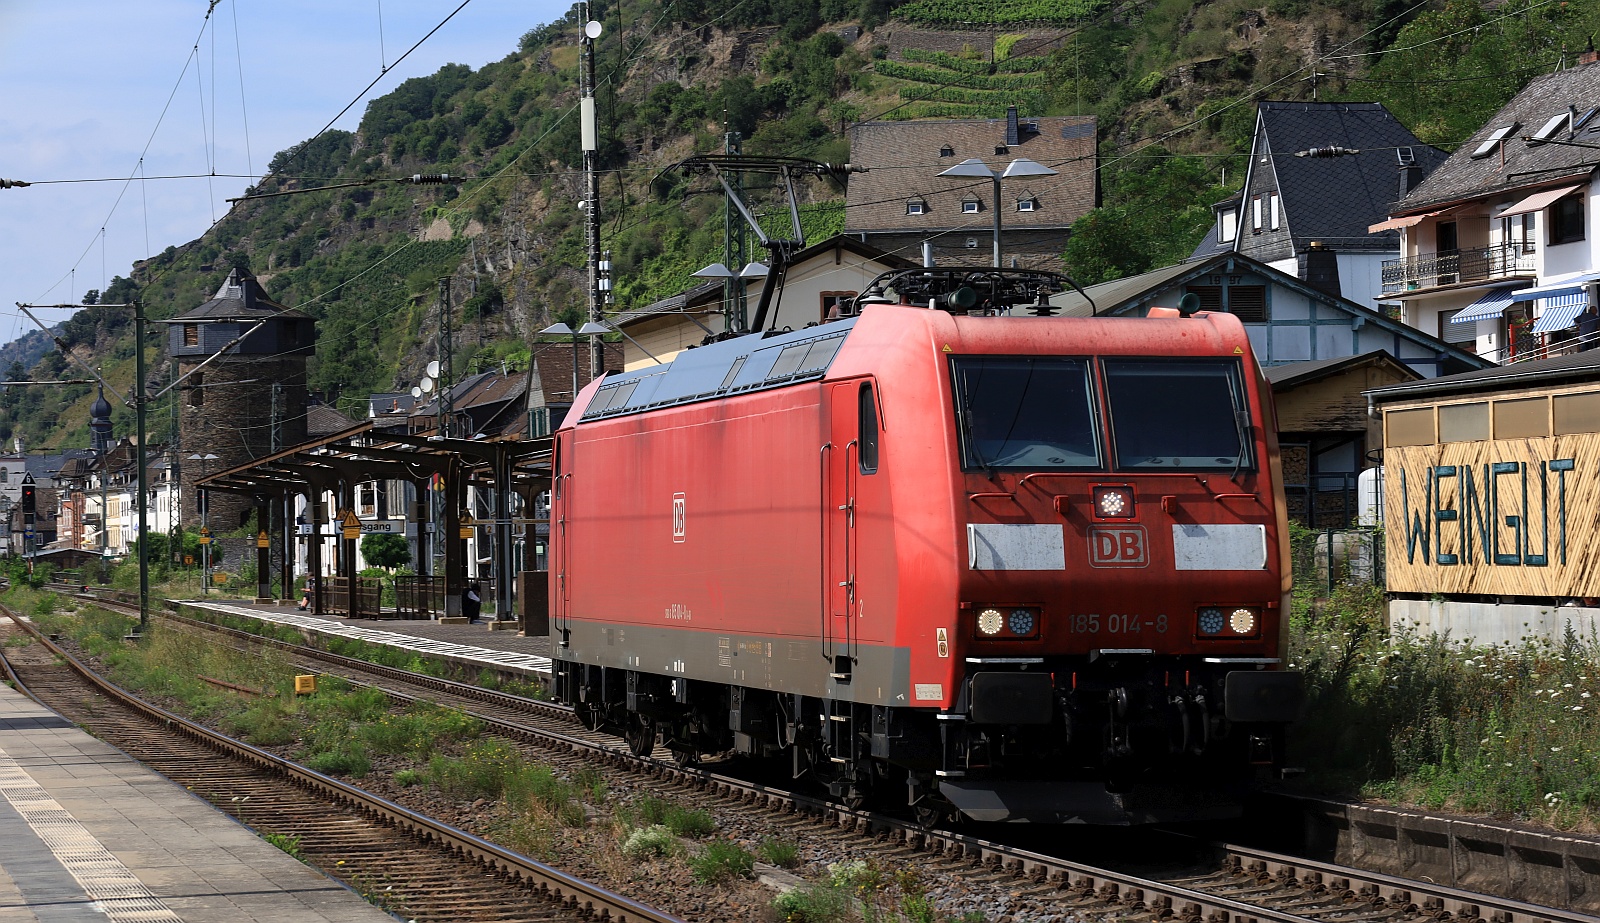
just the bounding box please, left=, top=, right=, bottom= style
left=552, top=269, right=1303, bottom=825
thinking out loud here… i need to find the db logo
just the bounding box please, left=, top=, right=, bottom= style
left=1089, top=526, right=1147, bottom=567
left=672, top=493, right=686, bottom=542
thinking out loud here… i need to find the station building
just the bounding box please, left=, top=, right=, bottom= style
left=1369, top=349, right=1600, bottom=644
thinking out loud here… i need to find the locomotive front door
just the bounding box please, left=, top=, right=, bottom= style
left=823, top=382, right=862, bottom=680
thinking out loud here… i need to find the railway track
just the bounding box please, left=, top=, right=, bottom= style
left=53, top=589, right=1600, bottom=923
left=0, top=604, right=683, bottom=923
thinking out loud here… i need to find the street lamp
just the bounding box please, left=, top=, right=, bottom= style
left=693, top=261, right=769, bottom=334
left=936, top=157, right=1058, bottom=268
left=189, top=453, right=219, bottom=593
left=540, top=321, right=609, bottom=401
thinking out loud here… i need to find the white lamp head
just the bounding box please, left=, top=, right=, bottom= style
left=578, top=321, right=610, bottom=335
left=938, top=157, right=997, bottom=178
left=1002, top=157, right=1058, bottom=179
left=540, top=322, right=575, bottom=336
left=692, top=262, right=736, bottom=279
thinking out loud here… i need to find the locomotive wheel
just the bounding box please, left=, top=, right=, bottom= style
left=913, top=801, right=951, bottom=830
left=575, top=702, right=604, bottom=732
left=624, top=714, right=657, bottom=757
left=670, top=745, right=700, bottom=768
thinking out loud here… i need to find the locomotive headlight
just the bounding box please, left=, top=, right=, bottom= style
left=977, top=608, right=1005, bottom=635
left=1229, top=607, right=1259, bottom=635
left=1092, top=485, right=1135, bottom=519
left=1197, top=607, right=1226, bottom=635
left=1008, top=608, right=1036, bottom=637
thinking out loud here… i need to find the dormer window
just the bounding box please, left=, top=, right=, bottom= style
left=1529, top=111, right=1571, bottom=144
left=1470, top=123, right=1519, bottom=159
left=1015, top=196, right=1038, bottom=212
left=1218, top=207, right=1238, bottom=243
left=962, top=197, right=982, bottom=214
left=939, top=144, right=954, bottom=157
left=994, top=145, right=1009, bottom=155
left=906, top=199, right=927, bottom=215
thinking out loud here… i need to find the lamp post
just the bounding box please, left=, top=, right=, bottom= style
left=540, top=322, right=610, bottom=402
left=935, top=157, right=1058, bottom=268
left=189, top=453, right=218, bottom=593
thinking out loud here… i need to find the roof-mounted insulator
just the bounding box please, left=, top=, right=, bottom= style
left=1294, top=146, right=1360, bottom=158
left=406, top=173, right=452, bottom=184
left=0, top=178, right=31, bottom=189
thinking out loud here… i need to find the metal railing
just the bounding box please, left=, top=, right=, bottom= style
left=324, top=576, right=383, bottom=618
left=1381, top=243, right=1536, bottom=293
left=395, top=575, right=445, bottom=620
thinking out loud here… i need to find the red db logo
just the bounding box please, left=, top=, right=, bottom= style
left=1089, top=526, right=1146, bottom=567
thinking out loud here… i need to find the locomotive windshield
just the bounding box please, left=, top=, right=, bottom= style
left=1103, top=358, right=1252, bottom=471
left=952, top=357, right=1100, bottom=469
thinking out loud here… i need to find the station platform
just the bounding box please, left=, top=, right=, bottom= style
left=174, top=599, right=553, bottom=680
left=0, top=682, right=393, bottom=923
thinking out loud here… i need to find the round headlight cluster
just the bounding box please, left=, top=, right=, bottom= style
left=1198, top=607, right=1225, bottom=635
left=1098, top=491, right=1126, bottom=516
left=1230, top=608, right=1258, bottom=635
left=1008, top=608, right=1035, bottom=636
left=977, top=608, right=1005, bottom=635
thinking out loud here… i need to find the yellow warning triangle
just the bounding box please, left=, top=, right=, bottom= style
left=1233, top=346, right=1243, bottom=354
left=941, top=344, right=952, bottom=353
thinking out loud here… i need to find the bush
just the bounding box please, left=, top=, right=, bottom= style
left=772, top=885, right=847, bottom=922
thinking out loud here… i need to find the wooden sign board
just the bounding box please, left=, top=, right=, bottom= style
left=1385, top=433, right=1598, bottom=596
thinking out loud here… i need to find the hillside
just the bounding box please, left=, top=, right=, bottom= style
left=3, top=0, right=1594, bottom=450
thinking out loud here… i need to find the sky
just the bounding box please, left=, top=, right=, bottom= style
left=0, top=0, right=574, bottom=349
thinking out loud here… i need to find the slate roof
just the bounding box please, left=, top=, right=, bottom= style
left=1367, top=345, right=1600, bottom=402
left=307, top=402, right=357, bottom=437
left=163, top=269, right=312, bottom=323
left=845, top=113, right=1096, bottom=234
left=1194, top=102, right=1448, bottom=260
left=1392, top=58, right=1600, bottom=214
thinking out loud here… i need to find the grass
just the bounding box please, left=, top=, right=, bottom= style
left=633, top=794, right=716, bottom=838
left=758, top=837, right=801, bottom=869
left=262, top=831, right=304, bottom=860
left=689, top=840, right=755, bottom=883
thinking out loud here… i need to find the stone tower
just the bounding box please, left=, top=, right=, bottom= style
left=166, top=270, right=314, bottom=529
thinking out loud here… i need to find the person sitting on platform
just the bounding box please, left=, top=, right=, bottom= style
left=463, top=582, right=482, bottom=623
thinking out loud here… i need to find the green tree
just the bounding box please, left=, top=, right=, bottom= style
left=361, top=532, right=411, bottom=570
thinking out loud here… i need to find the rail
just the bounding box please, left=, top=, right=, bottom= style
left=0, top=605, right=683, bottom=923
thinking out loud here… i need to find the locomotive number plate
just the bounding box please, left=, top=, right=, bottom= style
left=1088, top=526, right=1147, bottom=567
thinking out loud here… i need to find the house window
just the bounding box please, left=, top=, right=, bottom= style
left=906, top=199, right=926, bottom=215
left=1228, top=285, right=1268, bottom=322
left=1529, top=112, right=1570, bottom=144
left=1218, top=208, right=1237, bottom=243
left=1016, top=197, right=1037, bottom=212
left=994, top=145, right=1008, bottom=155
left=1183, top=286, right=1223, bottom=312
left=939, top=144, right=954, bottom=157
left=1251, top=196, right=1262, bottom=233
left=357, top=483, right=377, bottom=517
left=1551, top=193, right=1584, bottom=245
left=962, top=199, right=981, bottom=214
left=1501, top=213, right=1536, bottom=254
left=1439, top=402, right=1490, bottom=443
left=0, top=469, right=7, bottom=484
left=187, top=372, right=204, bottom=408
left=965, top=238, right=979, bottom=249
left=820, top=292, right=856, bottom=322
left=183, top=324, right=199, bottom=347
left=1470, top=123, right=1519, bottom=159
left=1269, top=193, right=1280, bottom=230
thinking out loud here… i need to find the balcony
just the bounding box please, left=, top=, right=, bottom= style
left=1382, top=243, right=1536, bottom=294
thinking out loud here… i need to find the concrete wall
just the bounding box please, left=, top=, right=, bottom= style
left=1390, top=598, right=1600, bottom=646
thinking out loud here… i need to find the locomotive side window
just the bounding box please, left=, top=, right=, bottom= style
left=951, top=357, right=1100, bottom=469
left=1103, top=359, right=1252, bottom=471
left=859, top=383, right=879, bottom=474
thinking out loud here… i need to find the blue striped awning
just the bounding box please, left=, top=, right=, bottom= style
left=1531, top=292, right=1591, bottom=334
left=1450, top=287, right=1521, bottom=324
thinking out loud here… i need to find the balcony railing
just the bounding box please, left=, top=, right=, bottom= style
left=1381, top=243, right=1536, bottom=293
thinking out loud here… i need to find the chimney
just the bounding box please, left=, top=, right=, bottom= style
left=1396, top=146, right=1423, bottom=199
left=1581, top=37, right=1598, bottom=66
left=1299, top=241, right=1342, bottom=299
left=1006, top=105, right=1020, bottom=146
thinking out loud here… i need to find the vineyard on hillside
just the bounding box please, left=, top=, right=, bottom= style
left=892, top=0, right=1104, bottom=26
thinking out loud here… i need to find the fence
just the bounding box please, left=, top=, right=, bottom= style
left=324, top=576, right=383, bottom=618
left=1293, top=526, right=1385, bottom=594
left=395, top=576, right=446, bottom=620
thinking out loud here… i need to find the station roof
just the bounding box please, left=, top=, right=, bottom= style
left=1367, top=348, right=1600, bottom=404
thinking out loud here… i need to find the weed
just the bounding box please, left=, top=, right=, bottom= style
left=305, top=746, right=371, bottom=777
left=572, top=767, right=607, bottom=803
left=689, top=840, right=755, bottom=883
left=393, top=768, right=424, bottom=787
left=772, top=885, right=847, bottom=922
left=758, top=837, right=801, bottom=868
left=621, top=824, right=677, bottom=858
left=262, top=831, right=303, bottom=860
left=635, top=795, right=716, bottom=837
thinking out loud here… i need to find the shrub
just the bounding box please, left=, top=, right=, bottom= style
left=772, top=885, right=847, bottom=922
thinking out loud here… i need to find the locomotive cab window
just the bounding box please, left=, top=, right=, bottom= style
left=859, top=383, right=879, bottom=474
left=1103, top=359, right=1252, bottom=471
left=951, top=357, right=1100, bottom=469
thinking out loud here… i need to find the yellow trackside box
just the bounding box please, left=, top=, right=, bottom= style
left=294, top=675, right=317, bottom=695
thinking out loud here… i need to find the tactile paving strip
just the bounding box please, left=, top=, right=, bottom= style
left=189, top=602, right=552, bottom=675
left=0, top=749, right=184, bottom=922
